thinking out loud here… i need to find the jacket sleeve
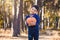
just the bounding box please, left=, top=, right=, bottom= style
left=36, top=15, right=40, bottom=25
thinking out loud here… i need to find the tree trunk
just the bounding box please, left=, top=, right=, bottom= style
left=17, top=0, right=23, bottom=35
left=13, top=0, right=23, bottom=36
left=13, top=0, right=17, bottom=36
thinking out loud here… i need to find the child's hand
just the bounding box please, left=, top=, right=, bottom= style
left=28, top=22, right=36, bottom=26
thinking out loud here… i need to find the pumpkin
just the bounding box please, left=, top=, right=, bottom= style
left=26, top=17, right=37, bottom=26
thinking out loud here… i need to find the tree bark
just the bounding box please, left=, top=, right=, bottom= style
left=13, top=0, right=17, bottom=36
left=17, top=0, right=23, bottom=35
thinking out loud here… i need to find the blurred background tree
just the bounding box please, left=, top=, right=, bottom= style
left=0, top=0, right=60, bottom=33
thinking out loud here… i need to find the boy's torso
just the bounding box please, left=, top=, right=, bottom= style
left=27, top=14, right=39, bottom=28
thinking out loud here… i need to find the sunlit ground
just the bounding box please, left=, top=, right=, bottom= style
left=0, top=29, right=60, bottom=40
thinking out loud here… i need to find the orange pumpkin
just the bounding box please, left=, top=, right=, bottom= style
left=26, top=17, right=37, bottom=26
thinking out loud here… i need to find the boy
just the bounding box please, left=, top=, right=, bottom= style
left=26, top=5, right=40, bottom=40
